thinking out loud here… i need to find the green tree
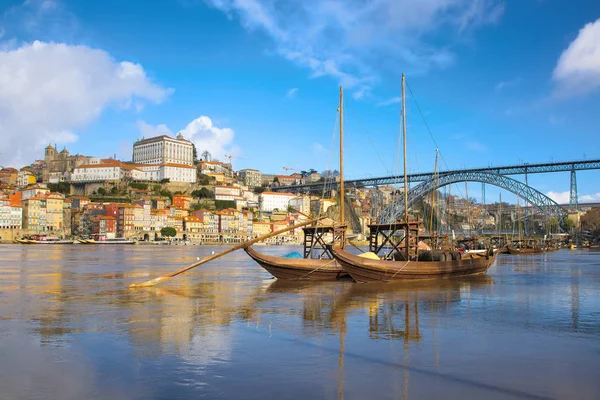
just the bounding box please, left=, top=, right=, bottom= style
left=563, top=217, right=576, bottom=232
left=160, top=227, right=177, bottom=238
left=160, top=178, right=170, bottom=184
left=273, top=176, right=279, bottom=184
left=97, top=187, right=107, bottom=196
left=191, top=187, right=211, bottom=199
left=192, top=143, right=198, bottom=163
left=110, top=186, right=119, bottom=195
left=48, top=181, right=71, bottom=194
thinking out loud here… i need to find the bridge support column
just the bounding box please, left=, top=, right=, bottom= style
left=570, top=167, right=578, bottom=211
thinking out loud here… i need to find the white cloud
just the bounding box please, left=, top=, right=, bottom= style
left=136, top=120, right=173, bottom=138
left=286, top=87, right=298, bottom=98
left=495, top=77, right=520, bottom=90
left=547, top=191, right=570, bottom=204
left=0, top=41, right=171, bottom=167
left=312, top=142, right=326, bottom=154
left=580, top=193, right=600, bottom=202
left=377, top=96, right=401, bottom=107
left=546, top=191, right=600, bottom=204
left=139, top=116, right=236, bottom=161
left=205, top=0, right=504, bottom=98
left=553, top=18, right=600, bottom=97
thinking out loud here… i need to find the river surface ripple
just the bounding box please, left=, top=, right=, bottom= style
left=0, top=245, right=599, bottom=400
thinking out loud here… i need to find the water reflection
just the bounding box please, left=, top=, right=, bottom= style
left=1, top=245, right=599, bottom=399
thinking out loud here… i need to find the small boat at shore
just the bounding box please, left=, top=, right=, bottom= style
left=14, top=235, right=73, bottom=244
left=79, top=237, right=137, bottom=245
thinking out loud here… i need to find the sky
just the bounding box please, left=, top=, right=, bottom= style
left=1, top=0, right=600, bottom=204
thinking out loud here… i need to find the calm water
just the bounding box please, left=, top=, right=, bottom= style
left=0, top=245, right=599, bottom=400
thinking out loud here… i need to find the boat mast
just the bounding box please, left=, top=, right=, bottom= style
left=339, top=86, right=345, bottom=227
left=466, top=182, right=471, bottom=239
left=402, top=74, right=409, bottom=224
left=402, top=74, right=409, bottom=260
left=430, top=149, right=438, bottom=235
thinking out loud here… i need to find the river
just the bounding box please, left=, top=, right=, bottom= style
left=0, top=245, right=599, bottom=399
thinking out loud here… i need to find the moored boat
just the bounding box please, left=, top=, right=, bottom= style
left=245, top=245, right=348, bottom=280
left=81, top=236, right=137, bottom=245
left=331, top=74, right=497, bottom=283
left=331, top=220, right=497, bottom=283
left=15, top=235, right=74, bottom=244
left=244, top=86, right=349, bottom=281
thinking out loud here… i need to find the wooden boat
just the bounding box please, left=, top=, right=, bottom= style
left=244, top=87, right=349, bottom=281
left=331, top=237, right=497, bottom=283
left=245, top=245, right=349, bottom=280
left=507, top=238, right=544, bottom=254
left=332, top=75, right=497, bottom=283
left=507, top=246, right=543, bottom=255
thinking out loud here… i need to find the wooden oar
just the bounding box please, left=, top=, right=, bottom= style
left=129, top=216, right=326, bottom=288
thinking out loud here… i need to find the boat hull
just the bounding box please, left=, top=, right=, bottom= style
left=331, top=247, right=497, bottom=283
left=507, top=247, right=543, bottom=255
left=245, top=246, right=349, bottom=281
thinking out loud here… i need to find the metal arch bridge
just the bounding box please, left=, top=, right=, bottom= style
left=271, top=158, right=600, bottom=193
left=377, top=171, right=569, bottom=229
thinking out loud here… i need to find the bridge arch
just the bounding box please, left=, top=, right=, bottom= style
left=378, top=171, right=568, bottom=230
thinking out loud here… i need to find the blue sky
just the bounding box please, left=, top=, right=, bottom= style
left=1, top=0, right=600, bottom=203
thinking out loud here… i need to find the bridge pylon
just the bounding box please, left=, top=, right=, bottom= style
left=569, top=167, right=578, bottom=211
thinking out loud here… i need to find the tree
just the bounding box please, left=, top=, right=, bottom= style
left=160, top=178, right=170, bottom=184
left=192, top=187, right=212, bottom=199
left=201, top=150, right=211, bottom=162
left=563, top=217, right=576, bottom=232
left=192, top=143, right=198, bottom=164
left=97, top=187, right=107, bottom=196
left=273, top=176, right=280, bottom=184
left=48, top=181, right=70, bottom=195
left=161, top=227, right=177, bottom=238
left=110, top=186, right=119, bottom=195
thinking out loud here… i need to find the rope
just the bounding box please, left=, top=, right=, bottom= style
left=389, top=260, right=411, bottom=279
left=299, top=259, right=338, bottom=279
left=406, top=79, right=465, bottom=200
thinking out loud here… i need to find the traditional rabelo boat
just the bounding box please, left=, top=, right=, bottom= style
left=245, top=87, right=349, bottom=281
left=331, top=74, right=497, bottom=283
left=507, top=239, right=544, bottom=255
left=331, top=220, right=497, bottom=283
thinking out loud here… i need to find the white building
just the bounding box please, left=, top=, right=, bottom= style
left=133, top=133, right=194, bottom=166
left=290, top=195, right=311, bottom=216
left=71, top=160, right=196, bottom=183
left=71, top=161, right=144, bottom=182
left=259, top=192, right=295, bottom=213
left=215, top=186, right=242, bottom=201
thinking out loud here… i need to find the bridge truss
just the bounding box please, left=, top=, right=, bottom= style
left=378, top=171, right=569, bottom=230
left=272, top=159, right=600, bottom=194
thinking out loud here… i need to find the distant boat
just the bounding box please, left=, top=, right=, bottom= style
left=15, top=235, right=73, bottom=244
left=80, top=236, right=137, bottom=245
left=507, top=239, right=544, bottom=255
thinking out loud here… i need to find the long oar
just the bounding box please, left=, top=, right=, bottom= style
left=129, top=216, right=325, bottom=288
